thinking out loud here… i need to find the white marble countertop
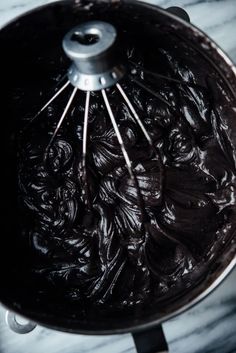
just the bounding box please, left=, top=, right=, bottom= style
left=0, top=1, right=236, bottom=353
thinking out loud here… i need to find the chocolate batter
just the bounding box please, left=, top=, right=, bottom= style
left=8, top=14, right=236, bottom=312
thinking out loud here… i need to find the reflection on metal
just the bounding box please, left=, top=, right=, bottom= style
left=5, top=311, right=37, bottom=334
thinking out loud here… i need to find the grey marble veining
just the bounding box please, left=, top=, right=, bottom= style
left=165, top=269, right=236, bottom=353
left=0, top=0, right=236, bottom=352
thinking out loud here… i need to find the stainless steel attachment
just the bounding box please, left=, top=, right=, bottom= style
left=23, top=21, right=162, bottom=213
left=63, top=21, right=126, bottom=91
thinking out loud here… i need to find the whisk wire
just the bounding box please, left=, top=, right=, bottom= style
left=102, top=88, right=147, bottom=222
left=101, top=89, right=133, bottom=178
left=44, top=86, right=77, bottom=160
left=129, top=60, right=205, bottom=89
left=130, top=76, right=171, bottom=107
left=22, top=80, right=70, bottom=132
left=83, top=91, right=90, bottom=162
left=82, top=91, right=92, bottom=208
left=116, top=83, right=164, bottom=204
left=116, top=83, right=152, bottom=146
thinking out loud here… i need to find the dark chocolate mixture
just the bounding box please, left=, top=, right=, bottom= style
left=8, top=15, right=236, bottom=312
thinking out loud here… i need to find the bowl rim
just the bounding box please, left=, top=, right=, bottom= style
left=0, top=0, right=236, bottom=335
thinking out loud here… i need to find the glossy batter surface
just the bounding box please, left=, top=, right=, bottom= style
left=17, top=31, right=236, bottom=310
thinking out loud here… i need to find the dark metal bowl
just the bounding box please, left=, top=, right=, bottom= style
left=0, top=1, right=235, bottom=351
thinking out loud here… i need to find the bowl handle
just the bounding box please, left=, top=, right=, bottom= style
left=132, top=324, right=168, bottom=353
left=166, top=6, right=190, bottom=22
left=5, top=310, right=37, bottom=334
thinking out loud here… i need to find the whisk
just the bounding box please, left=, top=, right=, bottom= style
left=24, top=17, right=207, bottom=216
left=23, top=20, right=169, bottom=213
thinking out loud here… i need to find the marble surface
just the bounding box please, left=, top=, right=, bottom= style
left=0, top=0, right=236, bottom=353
